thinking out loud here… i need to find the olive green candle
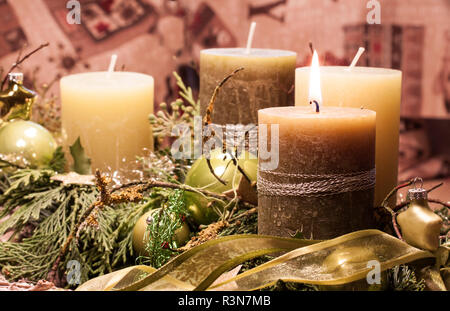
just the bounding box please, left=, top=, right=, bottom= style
left=199, top=48, right=297, bottom=125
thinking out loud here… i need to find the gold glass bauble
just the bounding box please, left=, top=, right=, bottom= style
left=397, top=199, right=443, bottom=252
left=0, top=72, right=36, bottom=120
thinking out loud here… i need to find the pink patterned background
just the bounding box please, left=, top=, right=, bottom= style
left=0, top=0, right=449, bottom=195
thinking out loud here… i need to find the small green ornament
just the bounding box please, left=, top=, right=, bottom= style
left=132, top=208, right=191, bottom=255
left=0, top=73, right=56, bottom=168
left=0, top=119, right=57, bottom=167
left=184, top=148, right=257, bottom=225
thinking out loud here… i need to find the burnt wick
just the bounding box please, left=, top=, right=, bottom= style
left=310, top=100, right=320, bottom=113
left=309, top=100, right=320, bottom=113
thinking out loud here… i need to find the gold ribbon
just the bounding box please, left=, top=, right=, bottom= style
left=77, top=230, right=434, bottom=291
left=78, top=234, right=318, bottom=291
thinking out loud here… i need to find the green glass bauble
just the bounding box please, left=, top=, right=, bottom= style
left=132, top=208, right=191, bottom=255
left=184, top=148, right=257, bottom=225
left=0, top=120, right=57, bottom=167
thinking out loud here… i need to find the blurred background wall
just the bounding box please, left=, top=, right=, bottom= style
left=0, top=0, right=449, bottom=194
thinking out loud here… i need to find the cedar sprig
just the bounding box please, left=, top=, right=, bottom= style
left=149, top=72, right=200, bottom=141
left=49, top=170, right=144, bottom=280
left=137, top=189, right=189, bottom=268
left=0, top=168, right=168, bottom=286
left=389, top=265, right=425, bottom=291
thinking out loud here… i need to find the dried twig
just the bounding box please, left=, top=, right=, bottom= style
left=202, top=67, right=246, bottom=185
left=393, top=182, right=449, bottom=212
left=391, top=214, right=403, bottom=241
left=1, top=43, right=49, bottom=90
left=230, top=207, right=257, bottom=221
left=381, top=179, right=415, bottom=240
left=394, top=201, right=409, bottom=212
left=206, top=157, right=227, bottom=185
left=382, top=179, right=414, bottom=214
left=429, top=199, right=450, bottom=210
left=202, top=67, right=244, bottom=129
left=115, top=179, right=259, bottom=211
left=394, top=198, right=450, bottom=212
left=427, top=182, right=443, bottom=194
left=177, top=221, right=229, bottom=252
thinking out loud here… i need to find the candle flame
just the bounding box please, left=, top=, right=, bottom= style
left=309, top=50, right=322, bottom=112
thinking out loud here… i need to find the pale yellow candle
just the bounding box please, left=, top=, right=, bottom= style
left=295, top=66, right=401, bottom=206
left=60, top=72, right=154, bottom=172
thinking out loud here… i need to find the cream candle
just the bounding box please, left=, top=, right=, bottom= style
left=295, top=66, right=402, bottom=206
left=60, top=71, right=154, bottom=173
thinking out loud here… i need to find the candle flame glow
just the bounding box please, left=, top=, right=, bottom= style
left=309, top=50, right=322, bottom=112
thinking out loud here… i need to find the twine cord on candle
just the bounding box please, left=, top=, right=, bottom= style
left=257, top=168, right=376, bottom=197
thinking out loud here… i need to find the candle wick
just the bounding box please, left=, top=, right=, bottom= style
left=245, top=22, right=256, bottom=55
left=308, top=42, right=314, bottom=55
left=107, top=54, right=118, bottom=77
left=310, top=100, right=320, bottom=113
left=347, top=47, right=365, bottom=71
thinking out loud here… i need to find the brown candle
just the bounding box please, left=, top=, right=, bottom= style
left=258, top=106, right=376, bottom=239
